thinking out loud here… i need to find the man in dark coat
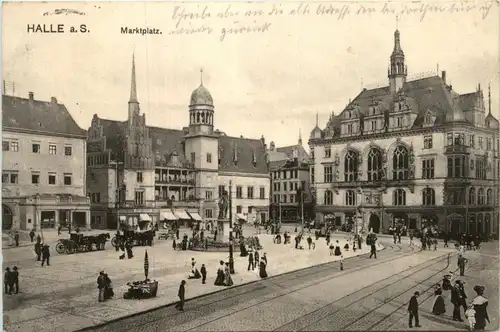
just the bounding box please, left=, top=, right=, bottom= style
left=408, top=291, right=421, bottom=328
left=458, top=255, right=467, bottom=276
left=11, top=266, right=19, bottom=294
left=14, top=232, right=20, bottom=247
left=34, top=242, right=42, bottom=261
left=97, top=271, right=106, bottom=302
left=4, top=267, right=12, bottom=294
left=41, top=244, right=50, bottom=266
left=451, top=281, right=464, bottom=321
left=248, top=251, right=255, bottom=271
left=369, top=243, right=377, bottom=259
left=29, top=230, right=35, bottom=242
left=200, top=264, right=207, bottom=284
left=175, top=280, right=186, bottom=311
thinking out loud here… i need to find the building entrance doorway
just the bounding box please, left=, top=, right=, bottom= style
left=368, top=214, right=380, bottom=233
left=2, top=204, right=13, bottom=231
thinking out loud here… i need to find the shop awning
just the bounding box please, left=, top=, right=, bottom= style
left=173, top=209, right=191, bottom=220
left=236, top=213, right=247, bottom=221
left=160, top=210, right=177, bottom=221
left=139, top=214, right=152, bottom=221
left=189, top=212, right=202, bottom=221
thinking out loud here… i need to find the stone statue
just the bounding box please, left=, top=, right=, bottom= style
left=217, top=191, right=229, bottom=219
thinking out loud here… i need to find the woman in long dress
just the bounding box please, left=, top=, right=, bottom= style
left=214, top=260, right=225, bottom=286
left=442, top=275, right=452, bottom=291
left=468, top=285, right=490, bottom=330
left=334, top=240, right=342, bottom=256
left=224, top=263, right=233, bottom=286
left=432, top=284, right=446, bottom=315
left=259, top=258, right=268, bottom=279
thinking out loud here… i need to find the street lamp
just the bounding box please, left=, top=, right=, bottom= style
left=110, top=161, right=123, bottom=230
left=228, top=180, right=235, bottom=274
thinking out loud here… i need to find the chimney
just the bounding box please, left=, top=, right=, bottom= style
left=51, top=97, right=57, bottom=104
left=28, top=92, right=34, bottom=106
left=441, top=71, right=446, bottom=83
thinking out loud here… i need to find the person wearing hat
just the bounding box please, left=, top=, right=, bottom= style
left=408, top=291, right=421, bottom=328
left=11, top=266, right=19, bottom=294
left=451, top=280, right=464, bottom=321
left=4, top=267, right=12, bottom=295
left=97, top=271, right=106, bottom=302
left=175, top=280, right=186, bottom=311
left=468, top=285, right=490, bottom=330
left=41, top=244, right=51, bottom=266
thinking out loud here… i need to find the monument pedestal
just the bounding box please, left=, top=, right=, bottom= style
left=217, top=218, right=231, bottom=243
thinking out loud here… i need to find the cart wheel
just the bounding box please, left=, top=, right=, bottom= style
left=55, top=242, right=66, bottom=254
left=111, top=237, right=118, bottom=248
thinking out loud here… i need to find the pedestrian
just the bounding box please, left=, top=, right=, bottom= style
left=369, top=242, right=377, bottom=259
left=409, top=232, right=414, bottom=247
left=4, top=267, right=12, bottom=294
left=11, top=266, right=19, bottom=294
left=41, top=244, right=50, bottom=266
left=29, top=229, right=35, bottom=242
left=259, top=258, right=268, bottom=279
left=433, top=238, right=438, bottom=251
left=175, top=280, right=186, bottom=311
left=340, top=255, right=344, bottom=271
left=57, top=225, right=62, bottom=235
left=97, top=271, right=106, bottom=302
left=34, top=242, right=42, bottom=261
left=408, top=291, right=421, bottom=328
left=397, top=232, right=401, bottom=244
left=467, top=285, right=490, bottom=331
left=443, top=233, right=449, bottom=248
left=451, top=281, right=464, bottom=322
left=191, top=257, right=196, bottom=269
left=307, top=236, right=312, bottom=250
left=200, top=264, right=207, bottom=284
left=248, top=251, right=255, bottom=271
left=458, top=255, right=467, bottom=276
left=254, top=251, right=259, bottom=267
left=14, top=231, right=19, bottom=247
left=104, top=273, right=114, bottom=299
left=329, top=243, right=334, bottom=256
left=432, top=284, right=446, bottom=315
left=262, top=253, right=267, bottom=265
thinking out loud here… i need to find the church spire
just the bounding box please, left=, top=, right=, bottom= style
left=129, top=53, right=138, bottom=103
left=200, top=68, right=204, bottom=86
left=388, top=23, right=407, bottom=94
left=488, top=83, right=492, bottom=115
left=316, top=110, right=319, bottom=127
left=298, top=128, right=302, bottom=145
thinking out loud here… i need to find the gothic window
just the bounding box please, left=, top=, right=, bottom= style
left=345, top=190, right=356, bottom=206
left=469, top=187, right=476, bottom=205
left=367, top=148, right=382, bottom=181
left=344, top=150, right=358, bottom=182
left=392, top=146, right=409, bottom=180
left=196, top=112, right=200, bottom=123
left=422, top=188, right=435, bottom=205
left=486, top=189, right=492, bottom=205
left=393, top=189, right=406, bottom=206
left=478, top=188, right=485, bottom=205
left=324, top=190, right=333, bottom=205
left=201, top=112, right=205, bottom=123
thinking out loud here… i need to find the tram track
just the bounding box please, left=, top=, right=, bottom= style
left=82, top=244, right=411, bottom=332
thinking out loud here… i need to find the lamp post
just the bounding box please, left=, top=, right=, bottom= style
left=110, top=161, right=123, bottom=230
left=228, top=180, right=235, bottom=274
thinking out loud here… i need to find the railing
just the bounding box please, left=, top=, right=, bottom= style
left=445, top=145, right=469, bottom=154
left=154, top=179, right=195, bottom=185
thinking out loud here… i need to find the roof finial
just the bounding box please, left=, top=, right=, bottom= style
left=200, top=68, right=204, bottom=86
left=396, top=15, right=399, bottom=30
left=129, top=52, right=138, bottom=103
left=488, top=83, right=492, bottom=115
left=361, top=77, right=364, bottom=89
left=437, top=63, right=439, bottom=75
left=316, top=110, right=319, bottom=127
left=298, top=128, right=302, bottom=145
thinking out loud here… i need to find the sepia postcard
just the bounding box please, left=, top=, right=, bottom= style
left=1, top=1, right=499, bottom=332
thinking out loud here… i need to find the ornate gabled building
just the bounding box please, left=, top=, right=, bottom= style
left=86, top=56, right=270, bottom=229
left=309, top=29, right=499, bottom=239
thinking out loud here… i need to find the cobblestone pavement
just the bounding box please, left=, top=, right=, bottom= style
left=2, top=228, right=374, bottom=332
left=76, top=241, right=454, bottom=332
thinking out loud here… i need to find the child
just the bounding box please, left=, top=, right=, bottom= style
left=340, top=255, right=344, bottom=271
left=329, top=243, right=334, bottom=256
left=465, top=306, right=476, bottom=330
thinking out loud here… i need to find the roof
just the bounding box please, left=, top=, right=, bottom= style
left=190, top=84, right=213, bottom=106
left=322, top=76, right=476, bottom=137
left=2, top=94, right=86, bottom=137
left=276, top=144, right=310, bottom=162
left=89, top=116, right=268, bottom=174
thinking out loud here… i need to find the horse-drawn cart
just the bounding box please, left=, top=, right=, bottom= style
left=55, top=232, right=110, bottom=255
left=111, top=230, right=155, bottom=248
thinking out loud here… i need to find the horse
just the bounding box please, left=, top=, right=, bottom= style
left=93, top=233, right=110, bottom=250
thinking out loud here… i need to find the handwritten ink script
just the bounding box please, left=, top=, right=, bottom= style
left=168, top=2, right=494, bottom=41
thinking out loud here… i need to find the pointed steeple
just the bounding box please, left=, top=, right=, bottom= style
left=298, top=128, right=302, bottom=145
left=200, top=68, right=204, bottom=86
left=388, top=22, right=407, bottom=94
left=316, top=110, right=319, bottom=127
left=488, top=83, right=492, bottom=115
left=129, top=53, right=138, bottom=103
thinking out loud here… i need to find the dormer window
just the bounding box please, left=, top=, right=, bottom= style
left=252, top=150, right=257, bottom=167
left=218, top=147, right=223, bottom=165
left=424, top=113, right=433, bottom=125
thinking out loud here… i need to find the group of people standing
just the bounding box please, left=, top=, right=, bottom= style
left=96, top=271, right=114, bottom=302
left=4, top=266, right=19, bottom=295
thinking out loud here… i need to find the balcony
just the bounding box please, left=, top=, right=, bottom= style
left=155, top=178, right=195, bottom=185
left=154, top=198, right=200, bottom=208
left=445, top=145, right=470, bottom=154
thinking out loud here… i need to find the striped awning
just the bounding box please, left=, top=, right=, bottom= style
left=160, top=210, right=177, bottom=221
left=189, top=212, right=202, bottom=221
left=173, top=209, right=191, bottom=220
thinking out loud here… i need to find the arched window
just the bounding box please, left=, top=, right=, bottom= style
left=345, top=190, right=356, bottom=206
left=392, top=146, right=409, bottom=180
left=469, top=187, right=476, bottom=205
left=324, top=190, right=333, bottom=205
left=422, top=188, right=435, bottom=206
left=478, top=188, right=485, bottom=205
left=344, top=150, right=358, bottom=182
left=486, top=189, right=493, bottom=205
left=393, top=189, right=406, bottom=206
left=367, top=148, right=382, bottom=181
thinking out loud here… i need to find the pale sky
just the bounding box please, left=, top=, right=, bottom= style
left=2, top=1, right=499, bottom=148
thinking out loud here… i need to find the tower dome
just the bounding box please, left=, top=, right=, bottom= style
left=190, top=85, right=213, bottom=106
